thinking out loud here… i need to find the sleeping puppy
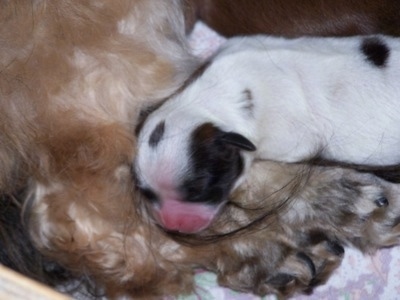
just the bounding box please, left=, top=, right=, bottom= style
left=135, top=34, right=400, bottom=233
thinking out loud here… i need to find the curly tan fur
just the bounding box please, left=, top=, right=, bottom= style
left=1, top=0, right=198, bottom=297
left=0, top=0, right=197, bottom=191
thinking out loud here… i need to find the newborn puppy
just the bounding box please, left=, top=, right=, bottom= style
left=135, top=34, right=400, bottom=233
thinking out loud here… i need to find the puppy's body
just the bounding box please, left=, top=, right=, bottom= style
left=206, top=35, right=400, bottom=165
left=136, top=35, right=400, bottom=232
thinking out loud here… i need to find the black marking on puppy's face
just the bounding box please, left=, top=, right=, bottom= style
left=148, top=121, right=166, bottom=148
left=135, top=101, right=167, bottom=137
left=180, top=123, right=249, bottom=205
left=360, top=37, right=390, bottom=67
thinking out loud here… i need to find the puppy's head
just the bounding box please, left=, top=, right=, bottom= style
left=135, top=108, right=255, bottom=233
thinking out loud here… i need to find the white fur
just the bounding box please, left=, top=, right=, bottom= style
left=136, top=35, right=400, bottom=195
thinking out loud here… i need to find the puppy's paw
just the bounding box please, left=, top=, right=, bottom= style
left=215, top=231, right=344, bottom=298
left=301, top=169, right=400, bottom=252
left=345, top=175, right=400, bottom=251
left=342, top=172, right=390, bottom=216
left=279, top=169, right=390, bottom=230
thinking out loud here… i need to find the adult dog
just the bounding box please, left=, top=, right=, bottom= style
left=2, top=0, right=400, bottom=299
left=1, top=0, right=197, bottom=297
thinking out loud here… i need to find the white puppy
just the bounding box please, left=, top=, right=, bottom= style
left=135, top=35, right=400, bottom=233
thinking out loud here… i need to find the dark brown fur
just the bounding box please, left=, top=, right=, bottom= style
left=185, top=0, right=400, bottom=37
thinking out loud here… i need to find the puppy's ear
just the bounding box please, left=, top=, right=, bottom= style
left=221, top=132, right=256, bottom=151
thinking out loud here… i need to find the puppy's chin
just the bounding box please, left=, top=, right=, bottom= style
left=152, top=199, right=224, bottom=234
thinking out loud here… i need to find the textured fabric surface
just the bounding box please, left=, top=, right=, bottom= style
left=185, top=21, right=400, bottom=300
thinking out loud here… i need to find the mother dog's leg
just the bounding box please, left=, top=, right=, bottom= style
left=195, top=162, right=400, bottom=298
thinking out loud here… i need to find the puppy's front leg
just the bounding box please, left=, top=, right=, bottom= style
left=284, top=166, right=400, bottom=252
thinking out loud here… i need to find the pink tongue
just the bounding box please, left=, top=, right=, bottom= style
left=156, top=199, right=218, bottom=233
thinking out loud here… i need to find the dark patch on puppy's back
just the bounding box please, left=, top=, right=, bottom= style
left=148, top=121, right=166, bottom=147
left=360, top=37, right=390, bottom=67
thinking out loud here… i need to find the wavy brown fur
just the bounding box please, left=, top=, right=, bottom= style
left=1, top=0, right=197, bottom=297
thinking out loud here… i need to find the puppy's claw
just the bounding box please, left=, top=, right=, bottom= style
left=326, top=241, right=345, bottom=257
left=267, top=273, right=295, bottom=287
left=296, top=252, right=316, bottom=278
left=374, top=196, right=389, bottom=207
